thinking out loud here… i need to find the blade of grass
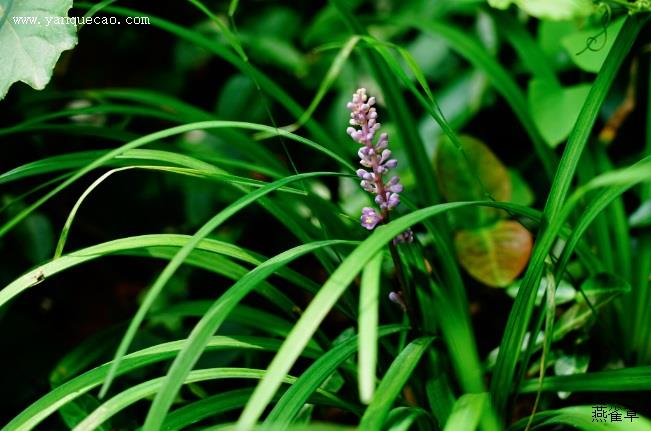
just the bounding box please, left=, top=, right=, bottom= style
left=593, top=146, right=632, bottom=280
left=555, top=157, right=651, bottom=281
left=2, top=336, right=321, bottom=431
left=342, top=31, right=486, bottom=395
left=519, top=365, right=651, bottom=393
left=141, top=239, right=356, bottom=431
left=0, top=104, right=183, bottom=136
left=490, top=15, right=648, bottom=418
left=443, top=393, right=488, bottom=431
left=265, top=325, right=405, bottom=429
left=631, top=60, right=651, bottom=362
left=358, top=251, right=384, bottom=404
left=137, top=388, right=350, bottom=431
left=74, top=368, right=353, bottom=431
left=52, top=162, right=305, bottom=257
left=0, top=121, right=352, bottom=238
left=385, top=407, right=431, bottom=431
left=358, top=337, right=434, bottom=431
left=235, top=197, right=596, bottom=430
left=254, top=35, right=360, bottom=139
left=50, top=303, right=306, bottom=388
left=99, top=172, right=344, bottom=398
left=234, top=201, right=479, bottom=430
left=140, top=388, right=254, bottom=431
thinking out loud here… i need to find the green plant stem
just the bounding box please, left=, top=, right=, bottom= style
left=388, top=242, right=420, bottom=335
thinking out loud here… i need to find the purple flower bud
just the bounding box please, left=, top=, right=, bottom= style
left=375, top=133, right=388, bottom=150
left=383, top=159, right=398, bottom=169
left=386, top=175, right=399, bottom=186
left=361, top=180, right=376, bottom=193
left=389, top=291, right=407, bottom=311
left=379, top=149, right=391, bottom=164
left=393, top=229, right=414, bottom=245
left=387, top=193, right=400, bottom=209
left=356, top=169, right=373, bottom=180
left=361, top=207, right=382, bottom=230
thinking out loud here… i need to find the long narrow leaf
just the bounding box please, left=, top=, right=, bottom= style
left=358, top=337, right=434, bottom=431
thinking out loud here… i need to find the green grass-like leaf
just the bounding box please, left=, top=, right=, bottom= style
left=358, top=337, right=434, bottom=431
left=358, top=251, right=384, bottom=404
left=490, top=15, right=648, bottom=418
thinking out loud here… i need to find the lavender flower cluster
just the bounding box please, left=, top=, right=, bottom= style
left=346, top=88, right=412, bottom=243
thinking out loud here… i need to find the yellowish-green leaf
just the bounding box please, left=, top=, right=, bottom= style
left=454, top=220, right=533, bottom=287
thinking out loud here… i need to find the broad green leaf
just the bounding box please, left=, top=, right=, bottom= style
left=455, top=220, right=533, bottom=287
left=561, top=17, right=625, bottom=73
left=435, top=135, right=511, bottom=227
left=488, top=0, right=594, bottom=21
left=509, top=170, right=535, bottom=207
left=528, top=79, right=591, bottom=148
left=538, top=20, right=576, bottom=68
left=554, top=353, right=589, bottom=399
left=507, top=278, right=576, bottom=305
left=581, top=272, right=631, bottom=296
left=0, top=0, right=77, bottom=99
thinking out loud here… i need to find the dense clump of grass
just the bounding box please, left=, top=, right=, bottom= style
left=1, top=1, right=651, bottom=430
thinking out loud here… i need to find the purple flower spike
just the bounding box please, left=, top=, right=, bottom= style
left=347, top=88, right=411, bottom=242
